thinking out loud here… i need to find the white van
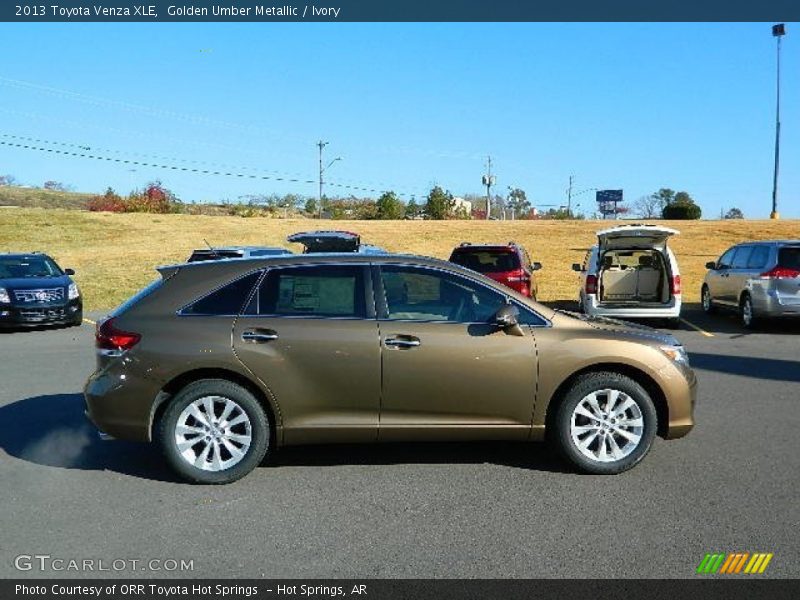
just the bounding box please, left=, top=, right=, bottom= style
left=572, top=224, right=682, bottom=327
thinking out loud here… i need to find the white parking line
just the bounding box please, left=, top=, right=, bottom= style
left=82, top=318, right=96, bottom=326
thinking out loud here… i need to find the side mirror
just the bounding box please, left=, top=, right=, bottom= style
left=532, top=262, right=543, bottom=271
left=571, top=263, right=583, bottom=272
left=494, top=304, right=524, bottom=336
left=704, top=261, right=716, bottom=270
left=64, top=268, right=75, bottom=275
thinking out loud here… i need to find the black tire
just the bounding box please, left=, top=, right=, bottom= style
left=740, top=294, right=758, bottom=329
left=552, top=372, right=657, bottom=475
left=156, top=379, right=270, bottom=484
left=701, top=285, right=716, bottom=314
left=70, top=311, right=83, bottom=327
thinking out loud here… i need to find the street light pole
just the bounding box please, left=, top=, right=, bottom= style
left=771, top=24, right=785, bottom=220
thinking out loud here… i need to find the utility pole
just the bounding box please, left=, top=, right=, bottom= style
left=481, top=156, right=496, bottom=220
left=317, top=140, right=328, bottom=219
left=316, top=141, right=341, bottom=219
left=567, top=175, right=574, bottom=218
left=771, top=24, right=786, bottom=220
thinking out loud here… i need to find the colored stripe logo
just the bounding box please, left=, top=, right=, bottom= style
left=696, top=552, right=773, bottom=574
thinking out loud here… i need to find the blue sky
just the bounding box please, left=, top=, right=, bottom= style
left=0, top=22, right=797, bottom=218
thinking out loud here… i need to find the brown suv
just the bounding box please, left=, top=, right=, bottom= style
left=85, top=253, right=696, bottom=484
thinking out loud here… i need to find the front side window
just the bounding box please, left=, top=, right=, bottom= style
left=249, top=265, right=366, bottom=318
left=380, top=265, right=544, bottom=325
left=732, top=246, right=753, bottom=269
left=717, top=248, right=736, bottom=269
left=183, top=271, right=261, bottom=315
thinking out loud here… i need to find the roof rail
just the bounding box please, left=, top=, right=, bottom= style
left=459, top=241, right=471, bottom=247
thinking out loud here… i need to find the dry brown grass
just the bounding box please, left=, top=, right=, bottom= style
left=1, top=208, right=798, bottom=311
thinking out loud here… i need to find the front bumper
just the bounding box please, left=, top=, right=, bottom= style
left=0, top=299, right=82, bottom=327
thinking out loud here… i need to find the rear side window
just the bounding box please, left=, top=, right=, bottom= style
left=450, top=249, right=520, bottom=273
left=778, top=247, right=800, bottom=270
left=747, top=246, right=770, bottom=269
left=250, top=265, right=366, bottom=318
left=183, top=272, right=261, bottom=315
left=732, top=246, right=752, bottom=269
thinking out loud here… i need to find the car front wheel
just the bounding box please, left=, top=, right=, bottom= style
left=701, top=285, right=716, bottom=314
left=553, top=372, right=657, bottom=474
left=157, top=379, right=270, bottom=484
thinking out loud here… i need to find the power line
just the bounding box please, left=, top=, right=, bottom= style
left=0, top=132, right=430, bottom=199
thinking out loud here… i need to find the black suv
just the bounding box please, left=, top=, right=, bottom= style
left=0, top=253, right=83, bottom=327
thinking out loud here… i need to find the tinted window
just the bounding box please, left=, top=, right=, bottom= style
left=747, top=246, right=770, bottom=270
left=251, top=265, right=365, bottom=318
left=184, top=272, right=261, bottom=315
left=450, top=249, right=520, bottom=273
left=717, top=248, right=736, bottom=269
left=778, top=247, right=800, bottom=270
left=188, top=250, right=243, bottom=263
left=732, top=246, right=752, bottom=269
left=380, top=266, right=543, bottom=324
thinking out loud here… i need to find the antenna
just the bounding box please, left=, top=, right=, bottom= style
left=203, top=239, right=220, bottom=258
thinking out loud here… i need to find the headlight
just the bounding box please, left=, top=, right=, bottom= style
left=660, top=344, right=689, bottom=365
left=0, top=287, right=9, bottom=303
left=68, top=283, right=80, bottom=300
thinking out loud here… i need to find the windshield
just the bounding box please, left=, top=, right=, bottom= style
left=451, top=250, right=520, bottom=273
left=0, top=256, right=63, bottom=278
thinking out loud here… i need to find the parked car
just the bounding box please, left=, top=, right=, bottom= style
left=573, top=225, right=682, bottom=327
left=0, top=252, right=82, bottom=327
left=287, top=230, right=386, bottom=254
left=85, top=252, right=696, bottom=484
left=701, top=240, right=800, bottom=328
left=187, top=246, right=291, bottom=263
left=449, top=241, right=541, bottom=298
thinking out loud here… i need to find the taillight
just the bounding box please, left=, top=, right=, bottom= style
left=760, top=266, right=800, bottom=279
left=585, top=274, right=598, bottom=295
left=96, top=317, right=141, bottom=352
left=670, top=275, right=682, bottom=295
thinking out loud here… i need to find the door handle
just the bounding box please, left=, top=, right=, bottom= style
left=241, top=329, right=279, bottom=343
left=384, top=336, right=421, bottom=349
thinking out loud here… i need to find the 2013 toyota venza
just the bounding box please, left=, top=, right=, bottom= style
left=84, top=253, right=696, bottom=484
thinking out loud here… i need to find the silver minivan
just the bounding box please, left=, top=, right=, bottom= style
left=702, top=240, right=800, bottom=328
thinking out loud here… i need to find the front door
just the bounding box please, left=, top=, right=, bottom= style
left=375, top=265, right=541, bottom=441
left=233, top=264, right=381, bottom=444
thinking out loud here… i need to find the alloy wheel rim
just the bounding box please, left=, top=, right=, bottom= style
left=570, top=389, right=644, bottom=463
left=175, top=395, right=252, bottom=472
left=743, top=299, right=752, bottom=326
left=702, top=289, right=710, bottom=311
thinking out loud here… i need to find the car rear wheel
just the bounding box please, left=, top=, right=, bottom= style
left=157, top=379, right=270, bottom=484
left=740, top=294, right=758, bottom=329
left=552, top=372, right=657, bottom=474
left=701, top=285, right=716, bottom=314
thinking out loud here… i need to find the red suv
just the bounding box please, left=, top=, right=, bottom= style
left=449, top=242, right=541, bottom=298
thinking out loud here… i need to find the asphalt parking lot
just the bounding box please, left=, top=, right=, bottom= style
left=1, top=307, right=798, bottom=579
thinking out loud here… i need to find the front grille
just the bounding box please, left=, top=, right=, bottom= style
left=19, top=308, right=66, bottom=321
left=13, top=288, right=64, bottom=303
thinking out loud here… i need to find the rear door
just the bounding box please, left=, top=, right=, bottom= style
left=375, top=264, right=540, bottom=441
left=232, top=264, right=380, bottom=444
left=728, top=245, right=754, bottom=304
left=597, top=225, right=679, bottom=252
left=774, top=246, right=800, bottom=306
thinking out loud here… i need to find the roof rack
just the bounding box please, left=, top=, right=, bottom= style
left=459, top=242, right=471, bottom=247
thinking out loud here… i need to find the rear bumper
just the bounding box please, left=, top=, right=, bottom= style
left=752, top=290, right=800, bottom=317
left=84, top=360, right=159, bottom=442
left=584, top=296, right=681, bottom=319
